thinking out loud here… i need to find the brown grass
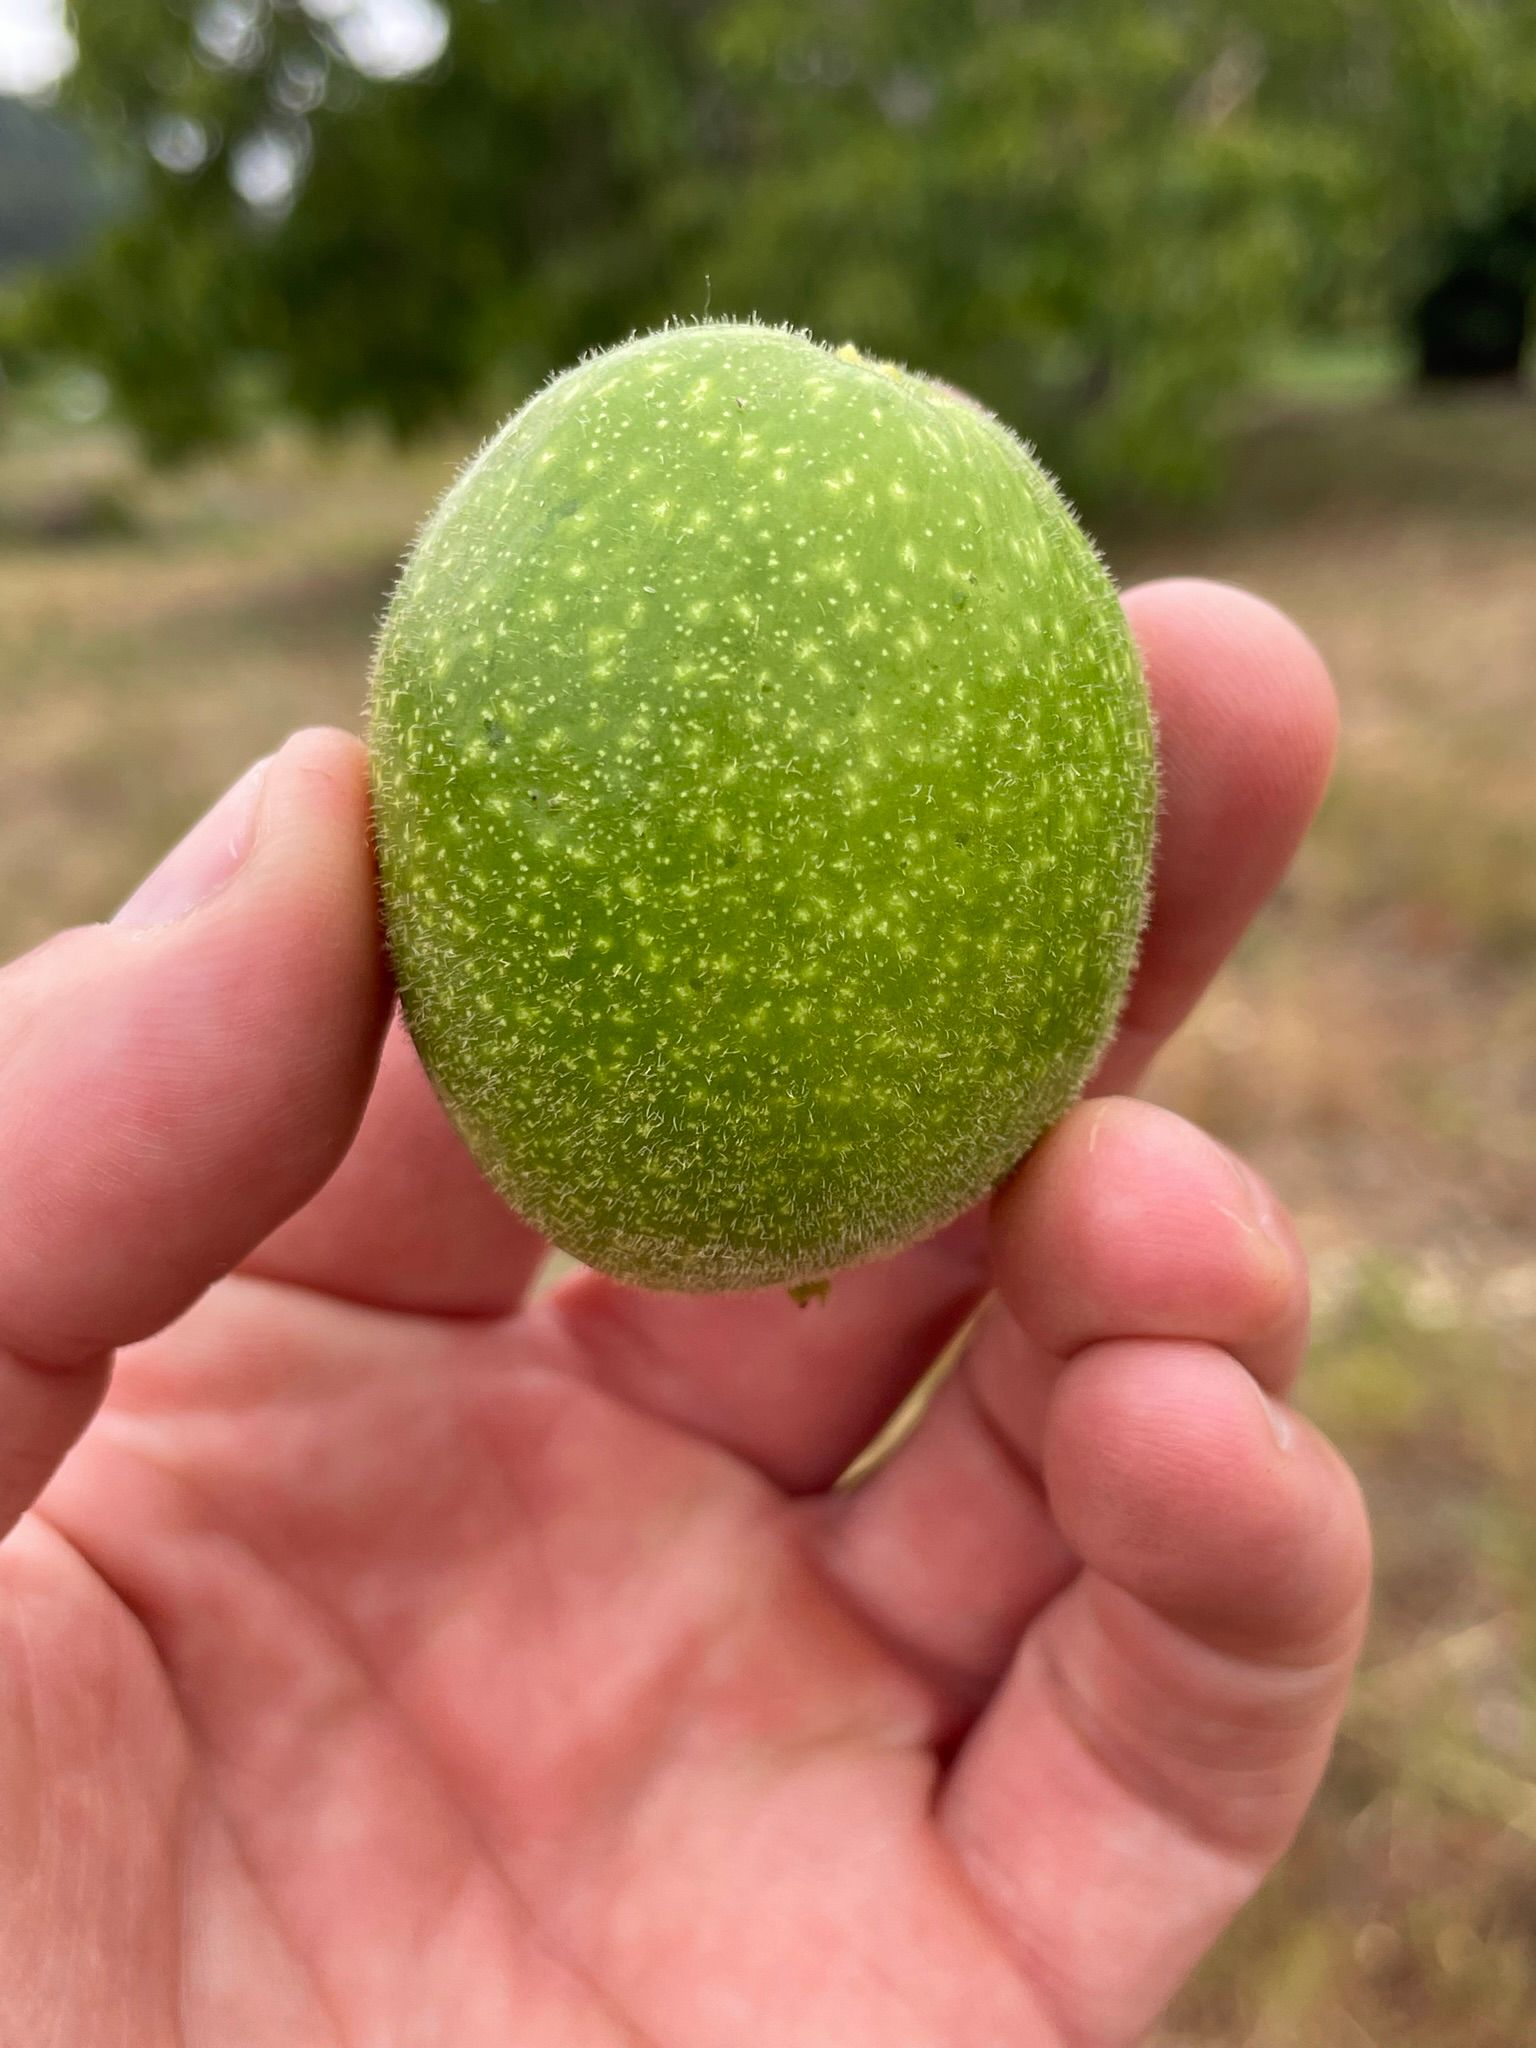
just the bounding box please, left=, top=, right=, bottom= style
left=1116, top=398, right=1536, bottom=2046
left=1, top=389, right=1533, bottom=2046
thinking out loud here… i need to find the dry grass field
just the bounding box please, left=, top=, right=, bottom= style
left=1, top=387, right=1532, bottom=2045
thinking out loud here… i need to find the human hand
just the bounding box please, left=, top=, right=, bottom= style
left=0, top=579, right=1369, bottom=2047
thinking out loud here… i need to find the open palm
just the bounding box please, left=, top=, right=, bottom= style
left=1, top=581, right=1368, bottom=2048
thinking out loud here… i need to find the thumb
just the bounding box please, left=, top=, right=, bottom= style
left=0, top=729, right=387, bottom=1538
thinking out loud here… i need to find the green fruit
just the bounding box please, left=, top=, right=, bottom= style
left=370, top=322, right=1156, bottom=1291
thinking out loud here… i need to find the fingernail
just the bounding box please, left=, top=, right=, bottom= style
left=114, top=757, right=271, bottom=928
left=1215, top=1149, right=1289, bottom=1256
left=1235, top=1157, right=1288, bottom=1244
left=1254, top=1380, right=1295, bottom=1454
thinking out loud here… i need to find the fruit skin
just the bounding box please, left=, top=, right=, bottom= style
left=370, top=321, right=1156, bottom=1291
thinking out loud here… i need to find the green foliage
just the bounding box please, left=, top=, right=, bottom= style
left=1368, top=0, right=1536, bottom=308
left=15, top=0, right=1329, bottom=493
left=21, top=0, right=1536, bottom=490
left=1261, top=0, right=1536, bottom=360
left=687, top=3, right=1348, bottom=497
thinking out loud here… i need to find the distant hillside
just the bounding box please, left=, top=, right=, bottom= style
left=0, top=96, right=111, bottom=276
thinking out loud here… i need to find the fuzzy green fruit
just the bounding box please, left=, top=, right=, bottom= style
left=370, top=322, right=1155, bottom=1291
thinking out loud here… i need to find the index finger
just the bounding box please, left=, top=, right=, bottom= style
left=1095, top=576, right=1338, bottom=1093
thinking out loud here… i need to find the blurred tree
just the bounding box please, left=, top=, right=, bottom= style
left=688, top=2, right=1349, bottom=497
left=1261, top=0, right=1536, bottom=383
left=16, top=0, right=1351, bottom=495
left=16, top=0, right=1532, bottom=492
left=1387, top=0, right=1536, bottom=385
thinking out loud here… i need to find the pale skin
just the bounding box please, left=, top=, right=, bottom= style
left=1, top=578, right=1370, bottom=2046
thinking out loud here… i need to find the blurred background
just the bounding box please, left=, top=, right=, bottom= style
left=1, top=2, right=1533, bottom=2041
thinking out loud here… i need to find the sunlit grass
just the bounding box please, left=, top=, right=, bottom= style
left=1260, top=332, right=1411, bottom=407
